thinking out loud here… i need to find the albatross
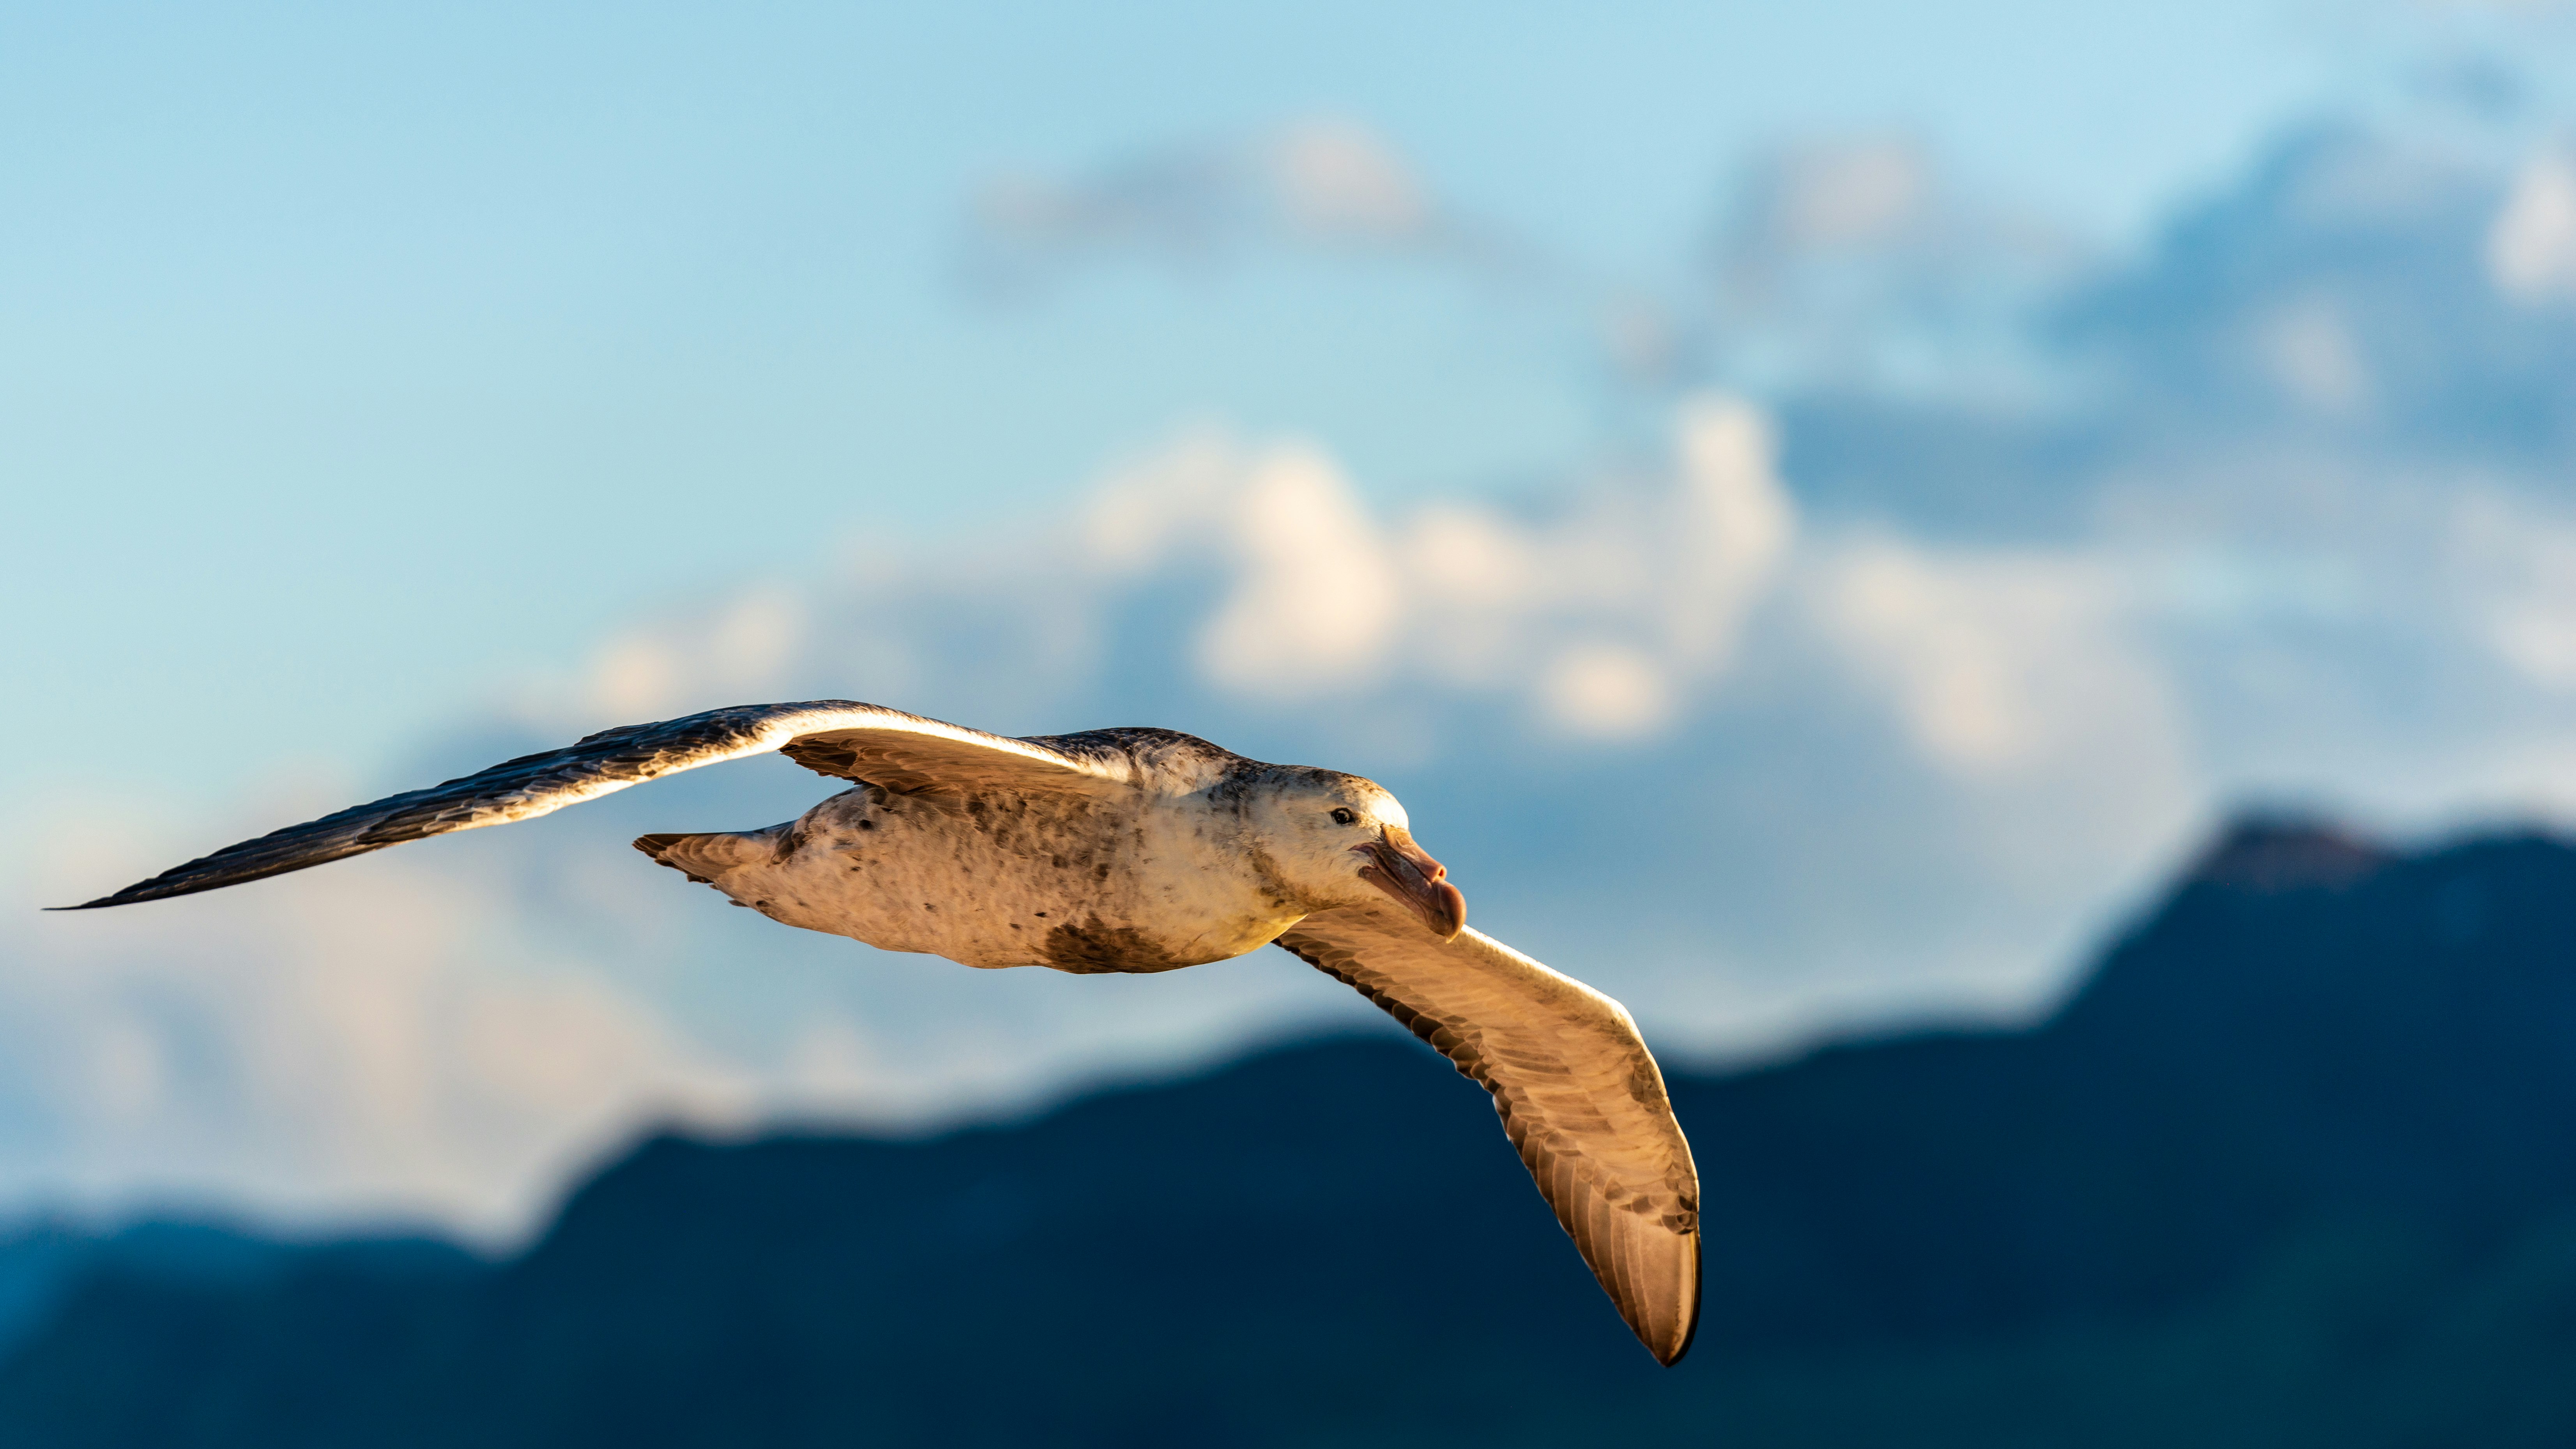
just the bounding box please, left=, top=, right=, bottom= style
left=61, top=700, right=1703, bottom=1364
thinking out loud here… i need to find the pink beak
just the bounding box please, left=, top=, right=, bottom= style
left=1356, top=826, right=1468, bottom=942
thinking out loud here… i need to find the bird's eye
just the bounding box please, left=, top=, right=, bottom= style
left=1330, top=808, right=1358, bottom=826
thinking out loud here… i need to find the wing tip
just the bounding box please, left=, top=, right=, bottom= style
left=48, top=868, right=273, bottom=912
left=1624, top=1292, right=1701, bottom=1368
left=44, top=889, right=147, bottom=912
left=1654, top=1306, right=1700, bottom=1368
left=1648, top=1232, right=1703, bottom=1367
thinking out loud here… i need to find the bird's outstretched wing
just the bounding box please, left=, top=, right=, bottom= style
left=1276, top=904, right=1702, bottom=1365
left=58, top=701, right=1126, bottom=910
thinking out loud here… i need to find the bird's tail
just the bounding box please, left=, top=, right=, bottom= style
left=633, top=831, right=774, bottom=885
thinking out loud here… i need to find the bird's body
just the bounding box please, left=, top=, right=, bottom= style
left=64, top=701, right=1703, bottom=1366
left=654, top=730, right=1348, bottom=972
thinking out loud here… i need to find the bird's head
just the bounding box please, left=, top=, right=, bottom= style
left=1241, top=770, right=1466, bottom=941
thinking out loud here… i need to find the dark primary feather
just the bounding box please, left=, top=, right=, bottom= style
left=56, top=701, right=1120, bottom=910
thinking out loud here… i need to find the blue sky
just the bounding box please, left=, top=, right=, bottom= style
left=13, top=1, right=2576, bottom=1233
left=3, top=0, right=2351, bottom=808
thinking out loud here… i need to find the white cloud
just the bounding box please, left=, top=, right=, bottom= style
left=2258, top=297, right=2373, bottom=413
left=2489, top=147, right=2576, bottom=300
left=4, top=831, right=751, bottom=1235
left=1756, top=138, right=1934, bottom=251
left=1810, top=538, right=2182, bottom=779
left=1071, top=393, right=1795, bottom=726
left=1195, top=445, right=1404, bottom=698
left=1666, top=396, right=1798, bottom=667
left=1540, top=643, right=1673, bottom=739
left=962, top=115, right=1484, bottom=292
left=1268, top=118, right=1434, bottom=243
left=1698, top=135, right=2084, bottom=402
left=579, top=587, right=807, bottom=721
left=1083, top=428, right=1239, bottom=574
left=2455, top=490, right=2576, bottom=688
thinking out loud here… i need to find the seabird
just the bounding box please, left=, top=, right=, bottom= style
left=62, top=700, right=1703, bottom=1364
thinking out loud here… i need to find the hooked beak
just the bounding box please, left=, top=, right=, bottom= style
left=1355, top=826, right=1467, bottom=942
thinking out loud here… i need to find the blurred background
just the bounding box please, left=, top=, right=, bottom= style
left=14, top=0, right=2576, bottom=1440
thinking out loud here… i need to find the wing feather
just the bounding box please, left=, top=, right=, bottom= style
left=1276, top=903, right=1702, bottom=1365
left=58, top=701, right=1123, bottom=909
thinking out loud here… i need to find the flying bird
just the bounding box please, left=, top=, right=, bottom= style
left=62, top=701, right=1703, bottom=1364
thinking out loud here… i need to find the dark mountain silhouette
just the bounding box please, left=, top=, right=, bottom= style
left=5, top=817, right=2576, bottom=1445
